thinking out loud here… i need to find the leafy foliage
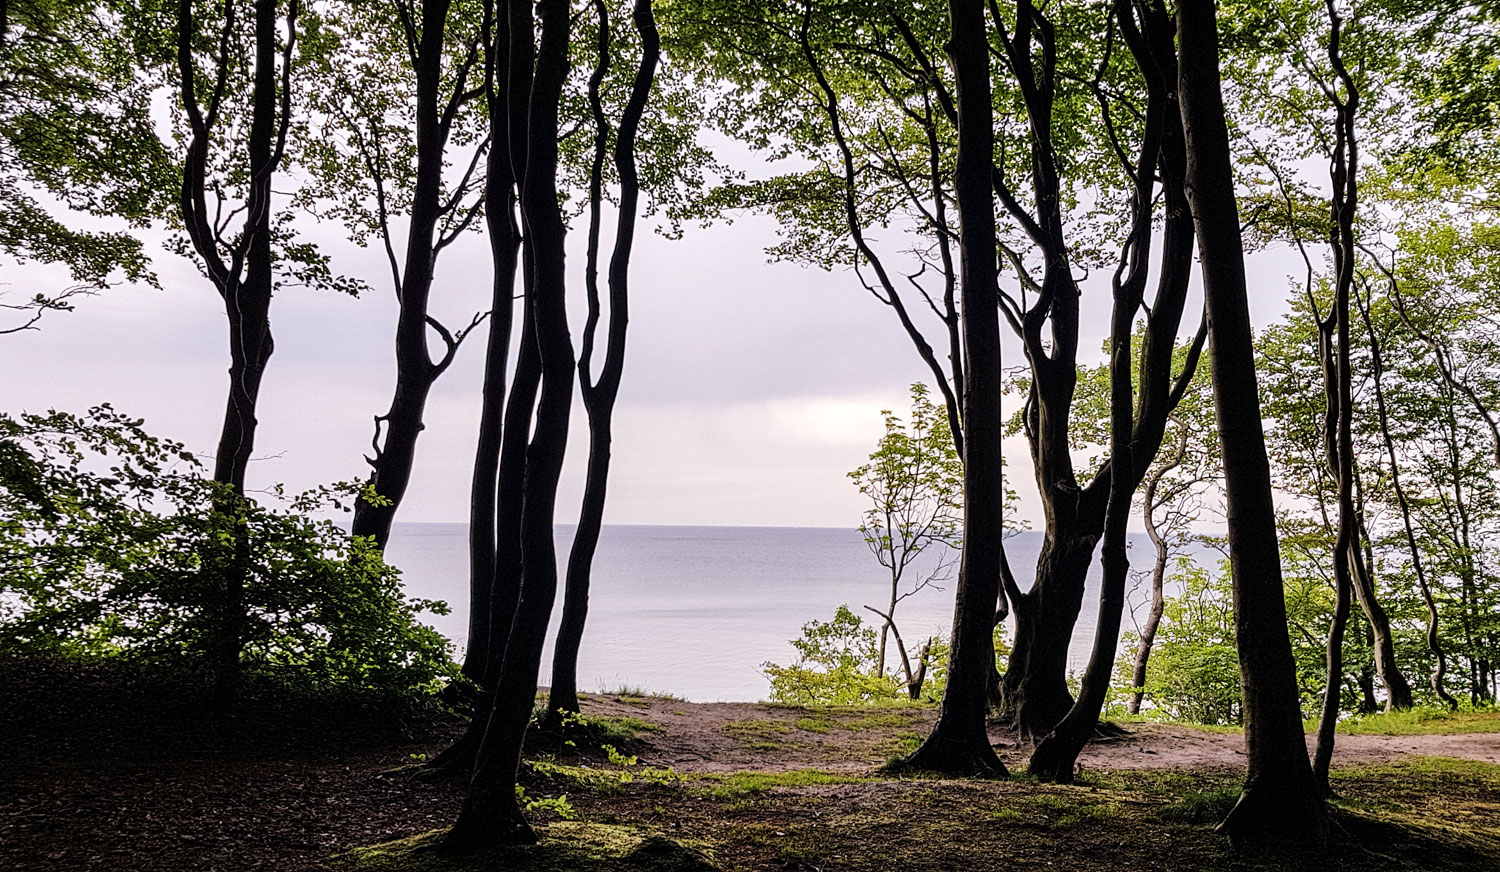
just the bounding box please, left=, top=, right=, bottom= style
left=0, top=407, right=456, bottom=698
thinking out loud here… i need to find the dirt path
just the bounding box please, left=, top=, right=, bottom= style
left=585, top=694, right=1500, bottom=773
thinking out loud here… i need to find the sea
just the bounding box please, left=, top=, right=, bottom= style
left=387, top=524, right=1189, bottom=702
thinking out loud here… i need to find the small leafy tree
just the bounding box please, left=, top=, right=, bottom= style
left=848, top=383, right=962, bottom=698
left=763, top=606, right=904, bottom=705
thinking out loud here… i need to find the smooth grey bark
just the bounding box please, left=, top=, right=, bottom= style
left=1175, top=0, right=1328, bottom=849
left=893, top=0, right=1007, bottom=778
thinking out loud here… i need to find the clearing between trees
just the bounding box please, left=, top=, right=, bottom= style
left=3, top=663, right=1498, bottom=872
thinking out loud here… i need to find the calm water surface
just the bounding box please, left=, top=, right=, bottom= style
left=387, top=524, right=1183, bottom=702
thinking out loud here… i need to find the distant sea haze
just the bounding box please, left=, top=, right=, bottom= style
left=387, top=524, right=1176, bottom=703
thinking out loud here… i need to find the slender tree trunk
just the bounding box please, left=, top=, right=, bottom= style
left=1360, top=294, right=1457, bottom=708
left=1176, top=0, right=1327, bottom=848
left=442, top=0, right=573, bottom=850
left=1128, top=434, right=1183, bottom=715
left=545, top=0, right=658, bottom=728
left=461, top=62, right=521, bottom=681
left=178, top=0, right=294, bottom=705
left=894, top=0, right=1006, bottom=778
left=351, top=0, right=475, bottom=551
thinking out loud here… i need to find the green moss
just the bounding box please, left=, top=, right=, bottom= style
left=342, top=823, right=718, bottom=872
left=720, top=719, right=794, bottom=750
left=697, top=768, right=871, bottom=799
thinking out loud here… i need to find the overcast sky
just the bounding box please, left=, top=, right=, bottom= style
left=2, top=174, right=1304, bottom=529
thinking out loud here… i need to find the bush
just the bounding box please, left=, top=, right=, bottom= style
left=0, top=406, right=456, bottom=699
left=763, top=606, right=905, bottom=704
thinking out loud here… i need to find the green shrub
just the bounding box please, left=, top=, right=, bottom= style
left=0, top=406, right=457, bottom=699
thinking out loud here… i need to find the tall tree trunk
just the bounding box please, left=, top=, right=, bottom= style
left=992, top=0, right=1199, bottom=740
left=442, top=0, right=573, bottom=850
left=178, top=0, right=296, bottom=705
left=424, top=0, right=539, bottom=776
left=350, top=0, right=478, bottom=551
left=545, top=0, right=658, bottom=729
left=894, top=0, right=1006, bottom=779
left=1176, top=0, right=1327, bottom=848
left=461, top=4, right=522, bottom=681
left=1026, top=0, right=1176, bottom=779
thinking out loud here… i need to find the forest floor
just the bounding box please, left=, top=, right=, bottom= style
left=3, top=661, right=1500, bottom=872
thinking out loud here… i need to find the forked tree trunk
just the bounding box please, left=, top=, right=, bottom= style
left=545, top=0, right=658, bottom=729
left=1176, top=0, right=1327, bottom=848
left=425, top=0, right=539, bottom=776
left=441, top=0, right=574, bottom=850
left=1027, top=0, right=1174, bottom=780
left=893, top=0, right=1007, bottom=779
left=992, top=0, right=1199, bottom=741
left=350, top=0, right=480, bottom=551
left=178, top=0, right=295, bottom=705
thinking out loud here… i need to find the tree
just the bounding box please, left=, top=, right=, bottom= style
left=1174, top=0, right=1328, bottom=847
left=441, top=0, right=577, bottom=849
left=889, top=0, right=1007, bottom=779
left=175, top=0, right=304, bottom=702
left=847, top=383, right=962, bottom=698
left=543, top=0, right=660, bottom=730
left=1027, top=0, right=1211, bottom=781
left=301, top=0, right=489, bottom=551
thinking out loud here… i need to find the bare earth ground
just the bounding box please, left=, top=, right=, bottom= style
left=586, top=694, right=1500, bottom=773
left=4, top=662, right=1499, bottom=872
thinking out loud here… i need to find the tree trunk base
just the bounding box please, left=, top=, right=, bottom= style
left=994, top=681, right=1074, bottom=741
left=1216, top=782, right=1329, bottom=852
left=885, top=729, right=1008, bottom=778
left=434, top=790, right=537, bottom=855
left=1027, top=729, right=1084, bottom=784
left=420, top=723, right=483, bottom=777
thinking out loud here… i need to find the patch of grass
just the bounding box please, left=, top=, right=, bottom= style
left=989, top=807, right=1022, bottom=822
left=590, top=715, right=663, bottom=743
left=528, top=756, right=684, bottom=794
left=1158, top=785, right=1240, bottom=824
left=1316, top=707, right=1500, bottom=736
left=792, top=709, right=913, bottom=733
left=1331, top=755, right=1500, bottom=790
left=697, top=768, right=871, bottom=799
left=601, top=685, right=683, bottom=701
left=342, top=823, right=718, bottom=872
left=720, top=719, right=794, bottom=750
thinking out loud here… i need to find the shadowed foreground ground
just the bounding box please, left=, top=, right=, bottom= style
left=3, top=661, right=1498, bottom=871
